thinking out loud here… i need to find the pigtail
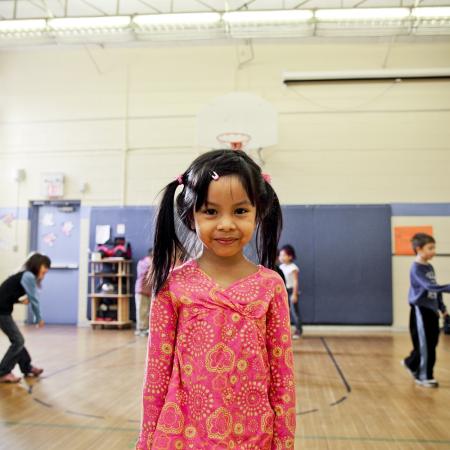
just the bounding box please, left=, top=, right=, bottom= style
left=256, top=182, right=283, bottom=270
left=151, top=180, right=183, bottom=296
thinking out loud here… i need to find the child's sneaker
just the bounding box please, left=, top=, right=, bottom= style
left=0, top=373, right=21, bottom=383
left=415, top=378, right=438, bottom=388
left=400, top=360, right=417, bottom=379
left=292, top=331, right=302, bottom=340
left=134, top=330, right=147, bottom=337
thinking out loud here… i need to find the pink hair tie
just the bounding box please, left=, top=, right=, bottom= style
left=176, top=174, right=184, bottom=185
left=262, top=173, right=272, bottom=184
left=211, top=171, right=220, bottom=181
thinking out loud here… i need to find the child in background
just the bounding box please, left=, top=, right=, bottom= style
left=279, top=244, right=303, bottom=339
left=402, top=233, right=449, bottom=388
left=137, top=149, right=296, bottom=449
left=135, top=248, right=153, bottom=336
left=0, top=253, right=51, bottom=383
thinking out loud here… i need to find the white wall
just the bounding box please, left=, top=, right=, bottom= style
left=1, top=39, right=450, bottom=326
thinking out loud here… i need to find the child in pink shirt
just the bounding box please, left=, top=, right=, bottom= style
left=134, top=249, right=153, bottom=336
left=137, top=149, right=296, bottom=449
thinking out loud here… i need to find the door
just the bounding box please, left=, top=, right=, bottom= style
left=29, top=201, right=80, bottom=325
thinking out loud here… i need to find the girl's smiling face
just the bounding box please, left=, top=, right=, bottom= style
left=193, top=175, right=256, bottom=259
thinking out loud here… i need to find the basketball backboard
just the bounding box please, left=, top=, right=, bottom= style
left=197, top=92, right=278, bottom=151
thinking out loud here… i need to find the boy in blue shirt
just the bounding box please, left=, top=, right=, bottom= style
left=402, top=233, right=449, bottom=388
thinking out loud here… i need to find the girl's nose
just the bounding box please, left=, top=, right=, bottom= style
left=217, top=216, right=236, bottom=231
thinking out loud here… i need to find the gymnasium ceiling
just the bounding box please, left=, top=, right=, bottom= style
left=0, top=0, right=449, bottom=46
left=0, top=1, right=449, bottom=18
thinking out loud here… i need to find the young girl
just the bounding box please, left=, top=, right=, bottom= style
left=137, top=149, right=296, bottom=450
left=0, top=253, right=51, bottom=383
left=279, top=245, right=303, bottom=339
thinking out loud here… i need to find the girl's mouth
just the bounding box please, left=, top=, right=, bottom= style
left=215, top=238, right=238, bottom=246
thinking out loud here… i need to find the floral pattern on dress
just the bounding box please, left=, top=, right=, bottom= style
left=137, top=260, right=296, bottom=450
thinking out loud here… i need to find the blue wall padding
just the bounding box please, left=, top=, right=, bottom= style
left=280, top=205, right=392, bottom=325
left=279, top=206, right=316, bottom=324
left=391, top=203, right=450, bottom=216
left=89, top=204, right=392, bottom=325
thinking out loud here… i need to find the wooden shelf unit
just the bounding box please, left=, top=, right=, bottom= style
left=89, top=259, right=133, bottom=329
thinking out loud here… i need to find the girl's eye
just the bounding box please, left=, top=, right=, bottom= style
left=235, top=208, right=249, bottom=215
left=203, top=208, right=217, bottom=215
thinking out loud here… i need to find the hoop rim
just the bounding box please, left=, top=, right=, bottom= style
left=216, top=132, right=252, bottom=149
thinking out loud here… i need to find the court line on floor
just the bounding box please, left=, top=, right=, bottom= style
left=295, top=336, right=352, bottom=415
left=1, top=420, right=136, bottom=432
left=42, top=340, right=137, bottom=379
left=65, top=410, right=105, bottom=419
left=301, top=435, right=450, bottom=445
left=3, top=420, right=450, bottom=446
left=33, top=398, right=52, bottom=408
left=320, top=337, right=352, bottom=394
left=297, top=408, right=319, bottom=416
left=25, top=339, right=138, bottom=421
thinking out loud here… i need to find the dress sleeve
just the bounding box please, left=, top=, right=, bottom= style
left=136, top=282, right=178, bottom=449
left=20, top=271, right=42, bottom=323
left=266, top=276, right=297, bottom=449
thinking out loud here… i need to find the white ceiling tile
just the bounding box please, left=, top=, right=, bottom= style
left=16, top=0, right=49, bottom=19
left=0, top=1, right=14, bottom=20
left=116, top=0, right=164, bottom=15
left=45, top=0, right=67, bottom=17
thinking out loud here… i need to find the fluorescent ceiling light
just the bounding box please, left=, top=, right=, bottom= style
left=0, top=19, right=46, bottom=32
left=412, top=7, right=450, bottom=18
left=315, top=8, right=410, bottom=21
left=133, top=13, right=221, bottom=27
left=223, top=10, right=313, bottom=24
left=49, top=16, right=130, bottom=30
left=283, top=69, right=450, bottom=83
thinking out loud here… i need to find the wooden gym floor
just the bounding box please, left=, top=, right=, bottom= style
left=1, top=326, right=449, bottom=450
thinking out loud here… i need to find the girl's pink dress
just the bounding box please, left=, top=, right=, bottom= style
left=137, top=260, right=296, bottom=450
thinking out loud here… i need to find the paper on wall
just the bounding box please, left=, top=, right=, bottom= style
left=95, top=225, right=111, bottom=244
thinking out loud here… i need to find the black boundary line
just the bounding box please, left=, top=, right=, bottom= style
left=27, top=340, right=136, bottom=421
left=65, top=410, right=105, bottom=419
left=43, top=340, right=136, bottom=379
left=330, top=396, right=347, bottom=406
left=321, top=337, right=352, bottom=408
left=34, top=398, right=52, bottom=408
left=296, top=336, right=352, bottom=416
left=297, top=408, right=319, bottom=416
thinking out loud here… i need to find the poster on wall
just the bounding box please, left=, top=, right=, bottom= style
left=394, top=226, right=433, bottom=255
left=0, top=212, right=15, bottom=227
left=43, top=232, right=57, bottom=247
left=95, top=225, right=111, bottom=244
left=42, top=173, right=65, bottom=199
left=62, top=221, right=74, bottom=237
left=42, top=213, right=55, bottom=227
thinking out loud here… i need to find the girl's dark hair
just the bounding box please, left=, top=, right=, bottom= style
left=280, top=244, right=296, bottom=260
left=151, top=149, right=283, bottom=295
left=24, top=253, right=51, bottom=278
left=411, top=233, right=435, bottom=254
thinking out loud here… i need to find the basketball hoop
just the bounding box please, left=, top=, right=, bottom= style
left=217, top=132, right=251, bottom=150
